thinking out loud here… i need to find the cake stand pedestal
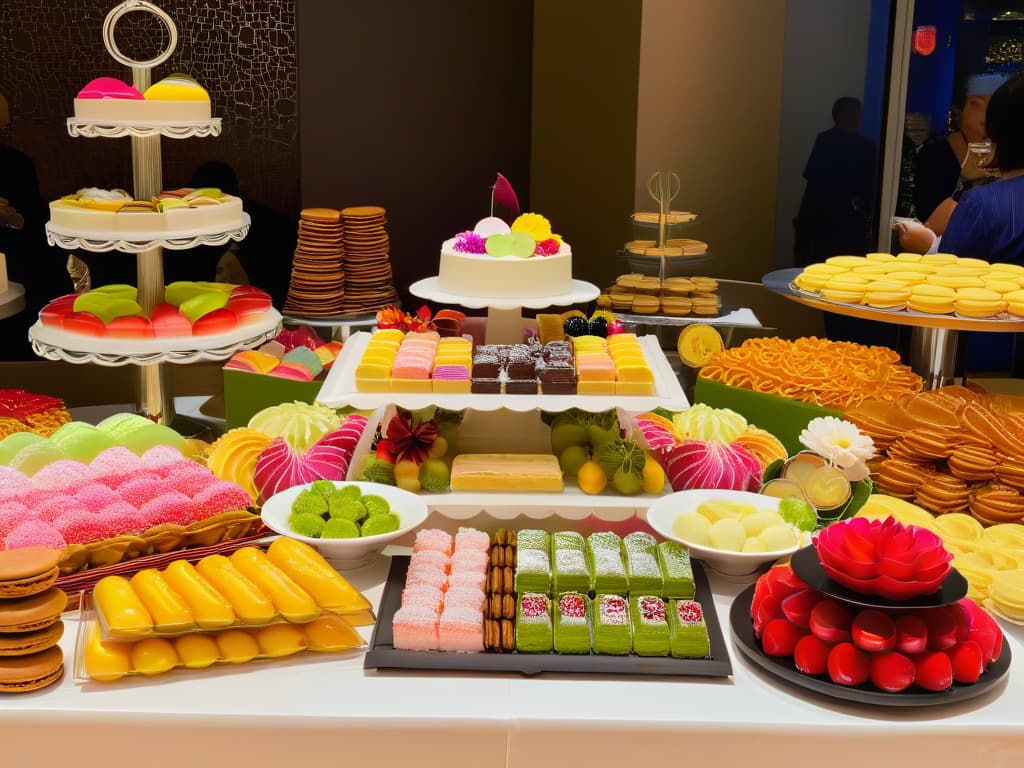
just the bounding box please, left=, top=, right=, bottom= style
left=408, top=277, right=600, bottom=345
left=763, top=268, right=1024, bottom=390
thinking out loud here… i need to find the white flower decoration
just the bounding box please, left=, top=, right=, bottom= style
left=799, top=417, right=875, bottom=477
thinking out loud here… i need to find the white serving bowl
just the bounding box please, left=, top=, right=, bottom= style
left=261, top=481, right=429, bottom=569
left=645, top=488, right=803, bottom=578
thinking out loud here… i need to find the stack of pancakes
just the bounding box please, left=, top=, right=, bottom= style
left=0, top=547, right=67, bottom=694
left=283, top=208, right=346, bottom=317
left=340, top=206, right=399, bottom=315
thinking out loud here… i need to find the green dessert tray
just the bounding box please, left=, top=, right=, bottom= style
left=364, top=555, right=733, bottom=678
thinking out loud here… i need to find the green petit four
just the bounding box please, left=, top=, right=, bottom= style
left=669, top=599, right=711, bottom=659
left=516, top=593, right=553, bottom=653
left=552, top=531, right=592, bottom=594
left=587, top=532, right=628, bottom=595
left=593, top=594, right=632, bottom=655
left=517, top=529, right=550, bottom=551
left=630, top=595, right=670, bottom=657
left=554, top=592, right=592, bottom=654
left=514, top=548, right=551, bottom=593
left=623, top=532, right=663, bottom=595
left=657, top=541, right=695, bottom=599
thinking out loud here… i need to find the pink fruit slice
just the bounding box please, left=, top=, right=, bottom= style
left=761, top=618, right=808, bottom=657
left=150, top=303, right=193, bottom=337
left=869, top=651, right=915, bottom=693
left=914, top=650, right=953, bottom=691
left=106, top=316, right=155, bottom=339
left=851, top=609, right=896, bottom=653
left=794, top=634, right=832, bottom=675
left=192, top=307, right=239, bottom=336
left=809, top=599, right=852, bottom=643
left=62, top=311, right=107, bottom=336
left=827, top=642, right=870, bottom=686
left=781, top=589, right=823, bottom=629
left=227, top=292, right=272, bottom=317
left=894, top=613, right=929, bottom=654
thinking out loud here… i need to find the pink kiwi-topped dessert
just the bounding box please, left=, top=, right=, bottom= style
left=439, top=207, right=573, bottom=300
left=814, top=516, right=953, bottom=600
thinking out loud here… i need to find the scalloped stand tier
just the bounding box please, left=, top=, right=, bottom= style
left=36, top=0, right=268, bottom=425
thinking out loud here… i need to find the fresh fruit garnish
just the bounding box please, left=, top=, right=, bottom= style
left=576, top=461, right=607, bottom=495
left=558, top=445, right=589, bottom=478
left=562, top=315, right=589, bottom=338
left=851, top=609, right=896, bottom=653
left=827, top=642, right=870, bottom=686
left=642, top=455, right=665, bottom=494
left=612, top=466, right=644, bottom=495
left=869, top=651, right=915, bottom=692
left=809, top=600, right=852, bottom=643
left=793, top=634, right=832, bottom=675
left=777, top=497, right=817, bottom=532
left=418, top=457, right=450, bottom=493
left=761, top=618, right=808, bottom=657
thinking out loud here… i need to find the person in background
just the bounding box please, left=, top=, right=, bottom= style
left=912, top=73, right=1006, bottom=236
left=897, top=72, right=1024, bottom=371
left=794, top=97, right=877, bottom=266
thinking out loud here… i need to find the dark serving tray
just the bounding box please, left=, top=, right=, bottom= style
left=364, top=555, right=732, bottom=678
left=730, top=584, right=1011, bottom=707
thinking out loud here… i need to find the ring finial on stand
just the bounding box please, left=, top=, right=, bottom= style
left=101, top=0, right=178, bottom=70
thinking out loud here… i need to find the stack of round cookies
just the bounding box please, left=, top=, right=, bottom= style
left=340, top=206, right=399, bottom=315
left=283, top=208, right=345, bottom=317
left=599, top=274, right=720, bottom=317
left=0, top=547, right=67, bottom=694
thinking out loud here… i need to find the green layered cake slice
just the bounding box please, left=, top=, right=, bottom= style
left=552, top=531, right=592, bottom=594
left=517, top=529, right=551, bottom=552
left=587, top=532, right=628, bottom=595
left=630, top=595, right=670, bottom=656
left=669, top=599, right=711, bottom=658
left=515, top=547, right=552, bottom=593
left=516, top=593, right=553, bottom=653
left=623, top=532, right=663, bottom=595
left=554, top=592, right=592, bottom=654
left=592, top=594, right=632, bottom=655
left=657, top=541, right=695, bottom=599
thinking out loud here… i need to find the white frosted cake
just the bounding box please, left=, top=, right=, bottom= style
left=437, top=213, right=573, bottom=300
left=49, top=188, right=243, bottom=235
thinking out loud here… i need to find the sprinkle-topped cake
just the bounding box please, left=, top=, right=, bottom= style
left=551, top=531, right=592, bottom=594
left=630, top=595, right=670, bottom=657
left=587, top=532, right=628, bottom=595
left=623, top=532, right=663, bottom=595
left=668, top=599, right=710, bottom=659
left=516, top=593, right=553, bottom=653
left=554, top=592, right=592, bottom=654
left=593, top=594, right=632, bottom=655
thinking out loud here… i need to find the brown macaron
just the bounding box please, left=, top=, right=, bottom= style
left=0, top=621, right=64, bottom=656
left=0, top=588, right=68, bottom=633
left=0, top=547, right=60, bottom=598
left=0, top=645, right=64, bottom=693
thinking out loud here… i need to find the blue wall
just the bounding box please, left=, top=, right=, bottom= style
left=861, top=0, right=893, bottom=146
left=906, top=0, right=959, bottom=136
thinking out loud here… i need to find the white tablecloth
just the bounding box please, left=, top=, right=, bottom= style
left=2, top=552, right=1022, bottom=768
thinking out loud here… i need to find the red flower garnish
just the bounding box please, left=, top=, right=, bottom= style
left=814, top=517, right=953, bottom=600
left=384, top=411, right=438, bottom=465
left=375, top=305, right=436, bottom=333
left=534, top=238, right=560, bottom=256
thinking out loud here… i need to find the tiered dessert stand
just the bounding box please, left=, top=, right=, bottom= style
left=762, top=267, right=1024, bottom=390
left=28, top=0, right=281, bottom=424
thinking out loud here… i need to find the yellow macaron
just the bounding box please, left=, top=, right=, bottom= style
left=864, top=280, right=911, bottom=309
left=927, top=273, right=985, bottom=289
left=896, top=252, right=924, bottom=262
left=992, top=263, right=1024, bottom=275
left=954, top=287, right=1006, bottom=318
left=820, top=287, right=865, bottom=304
left=909, top=283, right=956, bottom=314
left=866, top=252, right=897, bottom=262
left=984, top=279, right=1021, bottom=295
left=825, top=256, right=870, bottom=268
left=921, top=253, right=960, bottom=265
left=887, top=271, right=930, bottom=285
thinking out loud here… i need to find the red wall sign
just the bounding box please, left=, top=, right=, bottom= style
left=913, top=25, right=937, bottom=56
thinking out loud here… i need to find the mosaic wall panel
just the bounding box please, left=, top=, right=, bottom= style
left=0, top=0, right=298, bottom=216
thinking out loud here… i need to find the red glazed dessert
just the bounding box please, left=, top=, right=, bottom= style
left=814, top=516, right=953, bottom=600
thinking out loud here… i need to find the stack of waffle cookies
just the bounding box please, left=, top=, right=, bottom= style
left=283, top=208, right=345, bottom=317
left=848, top=386, right=1024, bottom=526
left=340, top=206, right=399, bottom=315
left=599, top=274, right=720, bottom=317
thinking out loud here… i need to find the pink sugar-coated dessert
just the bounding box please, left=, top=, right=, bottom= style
left=93, top=470, right=135, bottom=491
left=139, top=492, right=194, bottom=528
left=446, top=570, right=487, bottom=591
left=30, top=492, right=78, bottom=522
left=408, top=549, right=449, bottom=573
left=4, top=519, right=66, bottom=551
left=97, top=501, right=147, bottom=536
left=443, top=587, right=486, bottom=612
left=454, top=527, right=491, bottom=553
left=0, top=466, right=32, bottom=499
left=14, top=488, right=52, bottom=512
left=90, top=446, right=142, bottom=475
left=404, top=563, right=448, bottom=590
left=438, top=607, right=484, bottom=652
left=0, top=503, right=29, bottom=542
left=400, top=585, right=444, bottom=612
left=164, top=462, right=216, bottom=496
left=413, top=529, right=453, bottom=555
left=31, top=459, right=94, bottom=491
left=449, top=549, right=489, bottom=575
left=392, top=604, right=440, bottom=651
left=191, top=481, right=252, bottom=518
left=116, top=476, right=166, bottom=507
left=74, top=483, right=121, bottom=511
left=138, top=445, right=186, bottom=473
left=53, top=509, right=114, bottom=545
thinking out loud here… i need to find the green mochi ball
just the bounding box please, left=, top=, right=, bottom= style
left=360, top=512, right=401, bottom=537
left=290, top=512, right=326, bottom=538
left=292, top=489, right=328, bottom=517
left=322, top=517, right=360, bottom=539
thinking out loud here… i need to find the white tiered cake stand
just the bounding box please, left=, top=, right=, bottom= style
left=28, top=0, right=281, bottom=423
left=409, top=277, right=600, bottom=345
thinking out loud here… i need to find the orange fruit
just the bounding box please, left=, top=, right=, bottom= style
left=577, top=461, right=608, bottom=495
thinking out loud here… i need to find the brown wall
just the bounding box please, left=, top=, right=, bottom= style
left=531, top=0, right=643, bottom=293
left=634, top=0, right=787, bottom=282
left=0, top=0, right=299, bottom=215
left=298, top=0, right=534, bottom=309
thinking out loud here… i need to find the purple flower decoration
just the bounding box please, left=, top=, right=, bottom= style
left=453, top=230, right=487, bottom=254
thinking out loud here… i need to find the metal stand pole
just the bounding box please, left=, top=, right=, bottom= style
left=908, top=326, right=959, bottom=391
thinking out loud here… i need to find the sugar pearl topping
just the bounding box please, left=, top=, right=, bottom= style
left=559, top=594, right=586, bottom=619
left=677, top=600, right=704, bottom=624
left=521, top=594, right=550, bottom=621
left=599, top=595, right=628, bottom=625
left=638, top=597, right=667, bottom=624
